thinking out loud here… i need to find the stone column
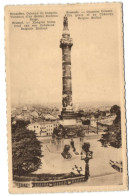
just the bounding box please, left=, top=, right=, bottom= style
left=60, top=15, right=74, bottom=118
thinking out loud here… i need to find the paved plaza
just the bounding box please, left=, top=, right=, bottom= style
left=34, top=136, right=122, bottom=186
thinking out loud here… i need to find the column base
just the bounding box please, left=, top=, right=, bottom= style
left=60, top=110, right=77, bottom=119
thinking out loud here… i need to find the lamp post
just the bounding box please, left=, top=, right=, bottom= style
left=95, top=112, right=99, bottom=134
left=97, top=118, right=98, bottom=134
left=81, top=142, right=93, bottom=180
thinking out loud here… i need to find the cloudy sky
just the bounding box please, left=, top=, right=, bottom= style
left=8, top=4, right=122, bottom=106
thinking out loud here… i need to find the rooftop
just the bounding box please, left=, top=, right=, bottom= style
left=29, top=121, right=59, bottom=126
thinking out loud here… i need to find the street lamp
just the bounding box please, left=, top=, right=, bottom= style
left=81, top=142, right=93, bottom=180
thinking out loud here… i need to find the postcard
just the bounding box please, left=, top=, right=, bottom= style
left=5, top=3, right=128, bottom=193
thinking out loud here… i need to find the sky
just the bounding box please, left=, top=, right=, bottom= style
left=8, top=4, right=122, bottom=106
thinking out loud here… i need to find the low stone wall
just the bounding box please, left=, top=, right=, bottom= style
left=14, top=176, right=86, bottom=188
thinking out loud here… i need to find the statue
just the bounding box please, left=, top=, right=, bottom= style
left=61, top=144, right=72, bottom=159
left=63, top=15, right=68, bottom=29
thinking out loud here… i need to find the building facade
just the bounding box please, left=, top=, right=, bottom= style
left=27, top=121, right=59, bottom=136
left=90, top=115, right=116, bottom=128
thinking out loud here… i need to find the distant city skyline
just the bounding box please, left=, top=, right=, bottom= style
left=12, top=100, right=120, bottom=110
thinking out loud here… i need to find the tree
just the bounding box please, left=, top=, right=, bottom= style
left=53, top=124, right=66, bottom=138
left=110, top=105, right=120, bottom=117
left=99, top=105, right=121, bottom=148
left=12, top=119, right=42, bottom=176
left=99, top=126, right=110, bottom=147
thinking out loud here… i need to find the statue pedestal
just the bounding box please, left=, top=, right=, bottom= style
left=60, top=119, right=77, bottom=126
left=59, top=110, right=79, bottom=126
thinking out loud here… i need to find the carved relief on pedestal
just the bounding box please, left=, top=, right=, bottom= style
left=62, top=94, right=73, bottom=111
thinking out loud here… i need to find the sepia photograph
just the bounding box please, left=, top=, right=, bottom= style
left=5, top=2, right=128, bottom=193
